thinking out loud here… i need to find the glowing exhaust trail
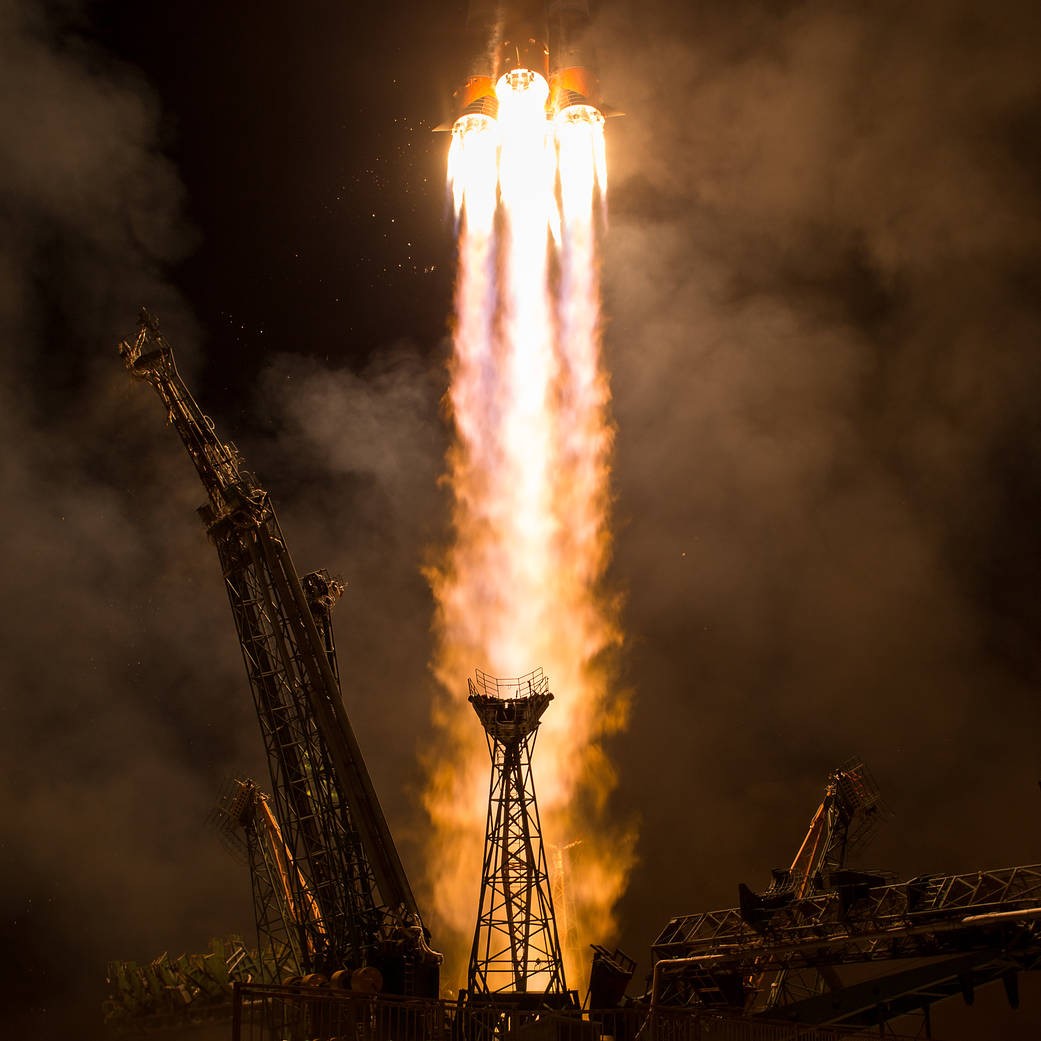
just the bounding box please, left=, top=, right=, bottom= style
left=426, top=62, right=633, bottom=991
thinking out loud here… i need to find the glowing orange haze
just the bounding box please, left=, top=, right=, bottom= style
left=425, top=71, right=635, bottom=992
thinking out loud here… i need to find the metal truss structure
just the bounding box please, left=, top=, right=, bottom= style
left=119, top=311, right=440, bottom=996
left=467, top=668, right=570, bottom=1004
left=735, top=759, right=889, bottom=1012
left=651, top=764, right=1041, bottom=1033
left=214, top=778, right=321, bottom=982
left=777, top=758, right=888, bottom=900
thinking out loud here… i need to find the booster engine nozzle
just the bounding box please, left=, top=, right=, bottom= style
left=550, top=65, right=603, bottom=122
left=457, top=75, right=500, bottom=121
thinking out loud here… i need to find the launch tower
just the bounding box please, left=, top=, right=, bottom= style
left=119, top=310, right=440, bottom=996
left=467, top=668, right=570, bottom=1004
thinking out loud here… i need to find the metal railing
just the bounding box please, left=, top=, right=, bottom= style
left=230, top=984, right=928, bottom=1041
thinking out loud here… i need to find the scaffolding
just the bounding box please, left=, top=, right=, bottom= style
left=119, top=310, right=440, bottom=995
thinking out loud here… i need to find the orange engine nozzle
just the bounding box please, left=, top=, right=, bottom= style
left=457, top=75, right=499, bottom=120
left=550, top=66, right=600, bottom=115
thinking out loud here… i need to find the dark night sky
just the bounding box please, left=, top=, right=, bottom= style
left=3, top=0, right=1041, bottom=1038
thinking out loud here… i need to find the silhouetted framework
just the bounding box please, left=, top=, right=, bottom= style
left=214, top=779, right=321, bottom=981
left=119, top=311, right=440, bottom=995
left=467, top=668, right=570, bottom=1004
left=229, top=983, right=929, bottom=1041
left=736, top=759, right=888, bottom=1011
left=652, top=764, right=1041, bottom=1033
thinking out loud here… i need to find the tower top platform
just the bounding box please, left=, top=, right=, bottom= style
left=468, top=667, right=553, bottom=742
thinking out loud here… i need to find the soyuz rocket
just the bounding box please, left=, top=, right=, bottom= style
left=441, top=0, right=610, bottom=131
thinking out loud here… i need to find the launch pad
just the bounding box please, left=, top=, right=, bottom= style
left=110, top=293, right=1041, bottom=1036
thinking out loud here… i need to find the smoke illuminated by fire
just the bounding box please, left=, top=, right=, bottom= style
left=426, top=70, right=634, bottom=990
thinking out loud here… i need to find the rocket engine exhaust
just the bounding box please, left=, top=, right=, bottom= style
left=426, top=0, right=633, bottom=996
left=437, top=0, right=613, bottom=135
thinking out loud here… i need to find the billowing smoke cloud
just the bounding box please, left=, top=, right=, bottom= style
left=252, top=346, right=448, bottom=861
left=1, top=6, right=448, bottom=1037
left=7, top=0, right=1041, bottom=1038
left=591, top=0, right=1041, bottom=1035
left=0, top=2, right=257, bottom=1036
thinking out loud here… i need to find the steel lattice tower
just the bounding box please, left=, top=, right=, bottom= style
left=118, top=311, right=440, bottom=995
left=467, top=668, right=569, bottom=1002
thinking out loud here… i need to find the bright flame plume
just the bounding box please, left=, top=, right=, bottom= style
left=426, top=72, right=634, bottom=992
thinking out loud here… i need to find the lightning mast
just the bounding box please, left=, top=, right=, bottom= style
left=467, top=668, right=571, bottom=1006
left=119, top=310, right=440, bottom=996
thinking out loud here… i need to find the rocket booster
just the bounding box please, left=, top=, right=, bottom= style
left=441, top=0, right=608, bottom=131
left=547, top=0, right=604, bottom=122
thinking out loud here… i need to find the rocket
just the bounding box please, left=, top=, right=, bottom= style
left=438, top=0, right=612, bottom=131
left=546, top=0, right=609, bottom=123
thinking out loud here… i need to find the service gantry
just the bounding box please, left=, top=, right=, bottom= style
left=467, top=668, right=571, bottom=1006
left=119, top=310, right=440, bottom=996
left=652, top=761, right=1041, bottom=1034
left=213, top=778, right=322, bottom=983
